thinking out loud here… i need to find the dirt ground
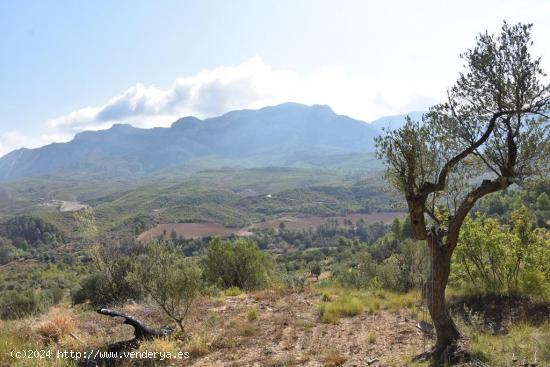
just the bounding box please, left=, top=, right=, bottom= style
left=181, top=289, right=429, bottom=366
left=137, top=223, right=254, bottom=241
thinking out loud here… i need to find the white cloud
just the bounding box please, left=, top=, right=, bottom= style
left=46, top=57, right=443, bottom=135
left=2, top=57, right=445, bottom=157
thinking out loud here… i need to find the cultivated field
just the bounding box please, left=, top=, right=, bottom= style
left=137, top=223, right=254, bottom=241
left=137, top=212, right=405, bottom=241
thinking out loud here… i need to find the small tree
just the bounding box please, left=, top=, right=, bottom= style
left=310, top=262, right=322, bottom=279
left=202, top=238, right=274, bottom=290
left=375, top=22, right=550, bottom=360
left=130, top=242, right=202, bottom=332
left=76, top=244, right=143, bottom=306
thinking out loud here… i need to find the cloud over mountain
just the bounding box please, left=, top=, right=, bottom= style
left=46, top=57, right=438, bottom=136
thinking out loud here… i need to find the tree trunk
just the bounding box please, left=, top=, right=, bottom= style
left=424, top=235, right=460, bottom=359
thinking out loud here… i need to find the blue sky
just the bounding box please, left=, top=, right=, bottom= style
left=1, top=0, right=549, bottom=156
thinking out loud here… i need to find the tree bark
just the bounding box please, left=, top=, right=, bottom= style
left=425, top=238, right=460, bottom=351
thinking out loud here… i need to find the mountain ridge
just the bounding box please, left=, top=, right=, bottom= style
left=0, top=103, right=422, bottom=182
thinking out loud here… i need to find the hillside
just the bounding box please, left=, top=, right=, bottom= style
left=0, top=103, right=414, bottom=182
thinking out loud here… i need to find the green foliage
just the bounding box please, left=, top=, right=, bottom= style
left=309, top=262, right=322, bottom=278
left=202, top=238, right=275, bottom=290
left=451, top=207, right=550, bottom=298
left=247, top=307, right=259, bottom=321
left=223, top=286, right=242, bottom=297
left=0, top=216, right=63, bottom=247
left=318, top=295, right=364, bottom=323
left=376, top=239, right=427, bottom=293
left=0, top=289, right=61, bottom=319
left=129, top=241, right=202, bottom=332
left=72, top=244, right=142, bottom=306
left=0, top=236, right=20, bottom=265
left=333, top=251, right=378, bottom=289
left=332, top=219, right=426, bottom=293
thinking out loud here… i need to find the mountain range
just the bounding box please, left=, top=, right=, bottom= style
left=0, top=103, right=422, bottom=182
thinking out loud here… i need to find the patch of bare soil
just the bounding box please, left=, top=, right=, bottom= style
left=183, top=290, right=430, bottom=366
left=137, top=223, right=254, bottom=241
left=59, top=200, right=90, bottom=212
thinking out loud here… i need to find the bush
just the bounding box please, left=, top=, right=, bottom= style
left=310, top=262, right=322, bottom=278
left=202, top=238, right=275, bottom=290
left=0, top=289, right=47, bottom=319
left=129, top=241, right=202, bottom=332
left=451, top=207, right=550, bottom=298
left=333, top=251, right=378, bottom=289
left=72, top=245, right=143, bottom=307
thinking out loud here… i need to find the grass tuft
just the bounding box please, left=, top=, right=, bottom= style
left=247, top=307, right=260, bottom=321
left=224, top=286, right=242, bottom=297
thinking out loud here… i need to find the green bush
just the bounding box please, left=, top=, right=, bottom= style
left=0, top=289, right=48, bottom=319
left=72, top=245, right=142, bottom=306
left=202, top=238, right=275, bottom=290
left=129, top=241, right=202, bottom=332
left=451, top=207, right=550, bottom=298
left=333, top=251, right=378, bottom=289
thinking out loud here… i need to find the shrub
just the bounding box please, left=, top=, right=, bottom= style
left=202, top=238, right=275, bottom=290
left=451, top=207, right=550, bottom=298
left=0, top=289, right=47, bottom=319
left=129, top=241, right=202, bottom=332
left=73, top=245, right=143, bottom=307
left=333, top=252, right=378, bottom=289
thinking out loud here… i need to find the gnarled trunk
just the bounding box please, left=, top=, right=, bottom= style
left=425, top=238, right=459, bottom=352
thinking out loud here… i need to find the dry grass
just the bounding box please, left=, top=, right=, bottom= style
left=323, top=349, right=347, bottom=366
left=468, top=322, right=550, bottom=365
left=35, top=308, right=76, bottom=343
left=137, top=337, right=180, bottom=355
left=186, top=334, right=209, bottom=357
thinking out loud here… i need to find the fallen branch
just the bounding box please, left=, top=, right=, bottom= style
left=97, top=308, right=174, bottom=341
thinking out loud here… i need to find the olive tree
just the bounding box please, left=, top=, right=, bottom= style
left=375, top=22, right=550, bottom=360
